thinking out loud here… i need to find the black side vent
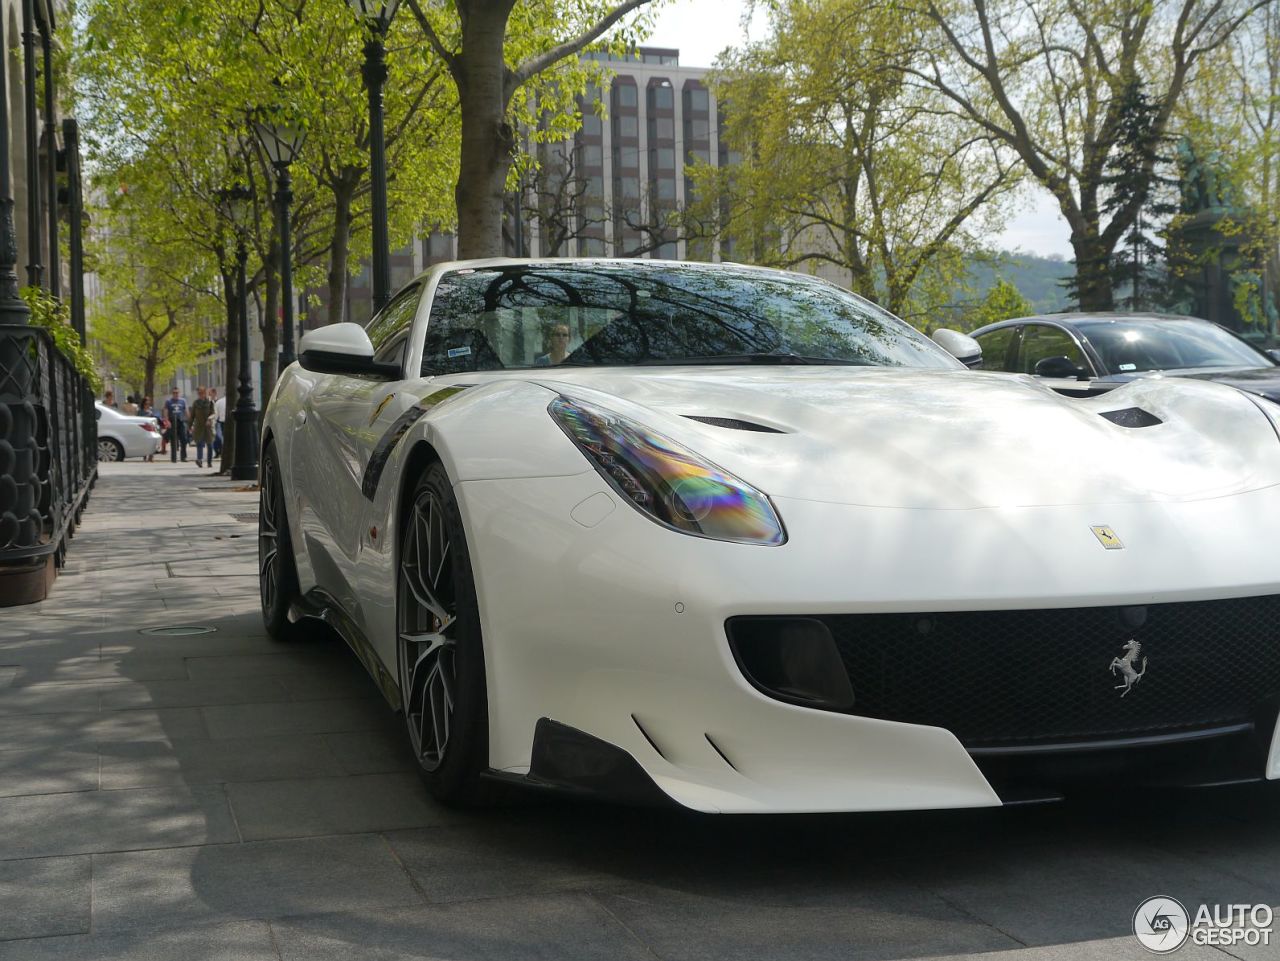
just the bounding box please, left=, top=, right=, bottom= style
left=683, top=415, right=785, bottom=433
left=1100, top=408, right=1163, bottom=429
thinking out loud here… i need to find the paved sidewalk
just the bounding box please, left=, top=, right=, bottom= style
left=0, top=460, right=1277, bottom=960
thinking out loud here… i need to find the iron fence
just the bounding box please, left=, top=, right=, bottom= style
left=0, top=324, right=95, bottom=603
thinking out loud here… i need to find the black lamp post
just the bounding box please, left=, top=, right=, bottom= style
left=347, top=0, right=401, bottom=313
left=0, top=12, right=30, bottom=327
left=218, top=185, right=259, bottom=482
left=254, top=114, right=306, bottom=371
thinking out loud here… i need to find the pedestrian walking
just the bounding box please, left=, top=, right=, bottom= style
left=211, top=388, right=224, bottom=458
left=190, top=386, right=216, bottom=468
left=122, top=394, right=139, bottom=415
left=164, top=387, right=189, bottom=463
left=137, top=396, right=159, bottom=462
left=103, top=390, right=118, bottom=409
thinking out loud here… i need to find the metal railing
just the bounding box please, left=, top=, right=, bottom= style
left=0, top=324, right=96, bottom=604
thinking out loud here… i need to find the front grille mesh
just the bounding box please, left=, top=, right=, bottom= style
left=813, top=595, right=1280, bottom=748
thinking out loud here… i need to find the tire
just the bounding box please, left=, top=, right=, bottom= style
left=259, top=442, right=305, bottom=641
left=97, top=438, right=124, bottom=462
left=397, top=462, right=491, bottom=805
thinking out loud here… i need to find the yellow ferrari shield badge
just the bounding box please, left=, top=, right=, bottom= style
left=1091, top=525, right=1124, bottom=550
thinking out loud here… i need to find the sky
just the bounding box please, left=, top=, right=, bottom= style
left=643, top=0, right=1075, bottom=260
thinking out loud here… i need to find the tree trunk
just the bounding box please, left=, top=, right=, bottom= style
left=1070, top=231, right=1115, bottom=311
left=454, top=6, right=518, bottom=259
left=144, top=347, right=158, bottom=404
left=219, top=268, right=239, bottom=475
left=326, top=178, right=355, bottom=325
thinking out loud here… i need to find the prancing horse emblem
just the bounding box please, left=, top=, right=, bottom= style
left=1109, top=639, right=1147, bottom=696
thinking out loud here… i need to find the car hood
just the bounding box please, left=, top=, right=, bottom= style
left=1100, top=366, right=1280, bottom=402
left=529, top=366, right=1280, bottom=509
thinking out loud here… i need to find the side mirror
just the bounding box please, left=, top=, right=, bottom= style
left=298, top=323, right=400, bottom=378
left=1034, top=355, right=1089, bottom=380
left=931, top=329, right=983, bottom=369
left=1267, top=348, right=1280, bottom=365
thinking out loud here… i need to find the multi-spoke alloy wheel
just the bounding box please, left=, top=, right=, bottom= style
left=259, top=443, right=302, bottom=640
left=399, top=486, right=458, bottom=771
left=259, top=453, right=282, bottom=616
left=97, top=438, right=123, bottom=462
left=397, top=462, right=489, bottom=803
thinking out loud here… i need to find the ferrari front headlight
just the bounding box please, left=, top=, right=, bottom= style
left=549, top=396, right=786, bottom=545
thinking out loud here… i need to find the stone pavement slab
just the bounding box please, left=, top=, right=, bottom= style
left=0, top=920, right=279, bottom=961
left=91, top=834, right=423, bottom=932
left=226, top=771, right=450, bottom=841
left=270, top=895, right=657, bottom=961
left=0, top=855, right=90, bottom=941
left=0, top=783, right=238, bottom=859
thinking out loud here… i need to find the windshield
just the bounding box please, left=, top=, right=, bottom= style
left=421, top=262, right=959, bottom=374
left=1079, top=319, right=1271, bottom=374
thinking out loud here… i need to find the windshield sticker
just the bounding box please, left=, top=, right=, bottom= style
left=1118, top=363, right=1137, bottom=371
left=447, top=346, right=472, bottom=359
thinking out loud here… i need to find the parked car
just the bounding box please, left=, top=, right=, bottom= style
left=94, top=403, right=162, bottom=461
left=961, top=312, right=1280, bottom=401
left=261, top=261, right=1280, bottom=812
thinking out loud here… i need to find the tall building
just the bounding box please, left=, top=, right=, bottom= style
left=304, top=46, right=726, bottom=331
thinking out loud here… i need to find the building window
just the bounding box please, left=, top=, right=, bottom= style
left=617, top=115, right=638, bottom=139
left=651, top=117, right=674, bottom=140
left=686, top=148, right=709, bottom=165
left=582, top=113, right=601, bottom=136
left=586, top=175, right=604, bottom=197
left=616, top=145, right=639, bottom=169
left=689, top=88, right=709, bottom=112
left=655, top=178, right=676, bottom=200
left=580, top=144, right=603, bottom=167
left=616, top=84, right=637, bottom=108
left=653, top=147, right=674, bottom=170
left=580, top=237, right=606, bottom=256
left=650, top=85, right=674, bottom=111
left=619, top=177, right=640, bottom=199
left=689, top=118, right=709, bottom=141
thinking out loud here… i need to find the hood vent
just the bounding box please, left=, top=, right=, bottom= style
left=683, top=415, right=785, bottom=433
left=1100, top=407, right=1163, bottom=429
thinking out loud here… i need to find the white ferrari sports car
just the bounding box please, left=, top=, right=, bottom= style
left=260, top=259, right=1280, bottom=813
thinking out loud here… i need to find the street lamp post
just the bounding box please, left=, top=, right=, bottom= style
left=218, top=185, right=259, bottom=482
left=254, top=115, right=306, bottom=372
left=347, top=0, right=402, bottom=313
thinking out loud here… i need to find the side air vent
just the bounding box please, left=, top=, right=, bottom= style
left=1099, top=408, right=1163, bottom=429
left=683, top=415, right=785, bottom=433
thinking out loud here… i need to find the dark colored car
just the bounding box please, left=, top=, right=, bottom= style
left=968, top=312, right=1280, bottom=402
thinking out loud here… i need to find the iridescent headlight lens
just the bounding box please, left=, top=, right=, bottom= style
left=549, top=396, right=786, bottom=545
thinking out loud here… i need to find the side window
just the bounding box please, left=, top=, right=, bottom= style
left=373, top=330, right=409, bottom=369
left=974, top=326, right=1017, bottom=371
left=1017, top=325, right=1085, bottom=374
left=364, top=284, right=421, bottom=352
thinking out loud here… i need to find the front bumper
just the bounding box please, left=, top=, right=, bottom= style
left=458, top=473, right=1280, bottom=812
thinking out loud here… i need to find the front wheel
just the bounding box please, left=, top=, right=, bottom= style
left=398, top=462, right=490, bottom=804
left=259, top=442, right=304, bottom=640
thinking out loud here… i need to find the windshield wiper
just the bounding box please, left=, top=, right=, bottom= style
left=638, top=352, right=863, bottom=366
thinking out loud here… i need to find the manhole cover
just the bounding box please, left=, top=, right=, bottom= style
left=139, top=626, right=218, bottom=637
left=231, top=513, right=259, bottom=523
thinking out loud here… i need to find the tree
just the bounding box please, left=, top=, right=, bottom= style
left=404, top=0, right=663, bottom=258
left=691, top=0, right=1019, bottom=320
left=89, top=215, right=218, bottom=400
left=960, top=278, right=1033, bottom=331
left=914, top=0, right=1269, bottom=309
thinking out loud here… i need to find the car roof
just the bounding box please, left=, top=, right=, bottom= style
left=969, top=311, right=1214, bottom=337
left=409, top=257, right=807, bottom=289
